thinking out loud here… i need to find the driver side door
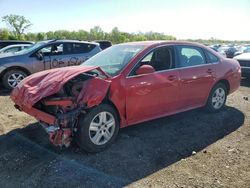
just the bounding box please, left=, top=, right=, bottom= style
left=125, top=46, right=181, bottom=125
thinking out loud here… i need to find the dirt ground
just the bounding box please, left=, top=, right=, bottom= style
left=0, top=79, right=249, bottom=188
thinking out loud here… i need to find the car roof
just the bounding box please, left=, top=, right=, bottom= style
left=0, top=40, right=33, bottom=43
left=46, top=39, right=98, bottom=45
left=119, top=40, right=207, bottom=48
left=3, top=44, right=31, bottom=47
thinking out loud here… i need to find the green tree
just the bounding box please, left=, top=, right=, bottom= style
left=2, top=14, right=32, bottom=40
left=0, top=28, right=10, bottom=40
left=25, top=32, right=37, bottom=41
left=37, top=32, right=46, bottom=41
left=109, top=27, right=127, bottom=44
left=89, top=26, right=104, bottom=40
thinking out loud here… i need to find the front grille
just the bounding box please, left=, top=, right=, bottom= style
left=238, top=60, right=250, bottom=67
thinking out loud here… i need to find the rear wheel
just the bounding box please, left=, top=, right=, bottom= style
left=206, top=83, right=227, bottom=112
left=76, top=104, right=119, bottom=153
left=2, top=69, right=27, bottom=90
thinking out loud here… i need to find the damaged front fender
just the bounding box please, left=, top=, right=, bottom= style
left=10, top=65, right=111, bottom=147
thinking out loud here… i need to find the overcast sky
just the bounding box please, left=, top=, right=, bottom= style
left=0, top=0, right=249, bottom=40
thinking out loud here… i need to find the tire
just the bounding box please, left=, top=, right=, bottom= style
left=76, top=104, right=119, bottom=153
left=2, top=69, right=27, bottom=90
left=206, top=83, right=227, bottom=113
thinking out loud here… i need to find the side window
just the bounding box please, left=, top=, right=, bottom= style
left=38, top=43, right=63, bottom=56
left=63, top=43, right=74, bottom=55
left=176, top=46, right=206, bottom=68
left=206, top=50, right=219, bottom=63
left=132, top=46, right=173, bottom=75
left=5, top=47, right=20, bottom=53
left=73, top=43, right=96, bottom=54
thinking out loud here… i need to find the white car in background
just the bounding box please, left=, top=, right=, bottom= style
left=0, top=44, right=32, bottom=54
left=234, top=53, right=250, bottom=78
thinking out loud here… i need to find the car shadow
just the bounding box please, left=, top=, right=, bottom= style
left=0, top=85, right=10, bottom=96
left=0, top=106, right=245, bottom=187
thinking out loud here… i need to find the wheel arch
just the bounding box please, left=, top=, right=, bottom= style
left=0, top=66, right=31, bottom=78
left=214, top=79, right=230, bottom=95
left=102, top=99, right=121, bottom=122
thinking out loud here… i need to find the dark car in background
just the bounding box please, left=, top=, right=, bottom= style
left=94, top=40, right=112, bottom=50
left=0, top=40, right=34, bottom=49
left=218, top=46, right=237, bottom=58
left=234, top=45, right=250, bottom=56
left=0, top=40, right=101, bottom=89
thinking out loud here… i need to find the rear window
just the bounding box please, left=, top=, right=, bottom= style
left=206, top=51, right=219, bottom=63
left=176, top=46, right=206, bottom=68
left=73, top=43, right=96, bottom=54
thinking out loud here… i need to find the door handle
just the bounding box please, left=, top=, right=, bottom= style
left=168, top=75, right=177, bottom=81
left=207, top=69, right=213, bottom=74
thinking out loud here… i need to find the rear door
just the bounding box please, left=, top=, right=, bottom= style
left=176, top=45, right=216, bottom=108
left=67, top=43, right=99, bottom=66
left=125, top=46, right=181, bottom=125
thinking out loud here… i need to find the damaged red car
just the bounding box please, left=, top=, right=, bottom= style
left=11, top=41, right=241, bottom=152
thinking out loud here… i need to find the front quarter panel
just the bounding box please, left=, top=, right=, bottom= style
left=0, top=55, right=33, bottom=74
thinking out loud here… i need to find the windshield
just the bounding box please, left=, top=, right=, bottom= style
left=16, top=42, right=46, bottom=54
left=82, top=44, right=145, bottom=76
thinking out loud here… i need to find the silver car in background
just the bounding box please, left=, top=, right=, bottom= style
left=0, top=40, right=101, bottom=89
left=0, top=44, right=32, bottom=54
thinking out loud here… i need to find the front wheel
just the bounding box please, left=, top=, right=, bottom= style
left=206, top=83, right=227, bottom=112
left=76, top=104, right=119, bottom=153
left=2, top=69, right=27, bottom=90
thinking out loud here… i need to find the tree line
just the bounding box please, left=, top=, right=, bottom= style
left=1, top=14, right=249, bottom=44
left=0, top=27, right=176, bottom=44
left=0, top=15, right=176, bottom=44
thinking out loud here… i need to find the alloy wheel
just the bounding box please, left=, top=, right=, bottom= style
left=7, top=73, right=25, bottom=88
left=89, top=111, right=116, bottom=145
left=212, top=87, right=226, bottom=109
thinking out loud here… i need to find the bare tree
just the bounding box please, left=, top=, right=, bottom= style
left=2, top=14, right=32, bottom=39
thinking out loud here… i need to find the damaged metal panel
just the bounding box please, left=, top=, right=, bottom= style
left=10, top=65, right=100, bottom=109
left=77, top=78, right=110, bottom=108
left=10, top=65, right=111, bottom=148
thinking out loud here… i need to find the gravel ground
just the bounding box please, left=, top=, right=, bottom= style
left=0, top=79, right=249, bottom=188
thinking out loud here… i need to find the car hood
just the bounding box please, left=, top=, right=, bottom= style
left=234, top=52, right=250, bottom=60
left=0, top=53, right=24, bottom=64
left=10, top=65, right=110, bottom=108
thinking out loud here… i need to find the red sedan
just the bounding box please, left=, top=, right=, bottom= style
left=11, top=41, right=241, bottom=152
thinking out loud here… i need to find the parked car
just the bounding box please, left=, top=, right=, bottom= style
left=94, top=40, right=112, bottom=50
left=234, top=52, right=250, bottom=78
left=234, top=45, right=250, bottom=56
left=218, top=46, right=237, bottom=58
left=11, top=41, right=241, bottom=152
left=0, top=44, right=32, bottom=54
left=0, top=40, right=101, bottom=89
left=0, top=40, right=33, bottom=49
left=209, top=46, right=226, bottom=57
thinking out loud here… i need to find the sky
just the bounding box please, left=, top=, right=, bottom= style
left=0, top=0, right=250, bottom=40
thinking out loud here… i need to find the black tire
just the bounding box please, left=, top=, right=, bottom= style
left=76, top=104, right=119, bottom=153
left=2, top=69, right=27, bottom=90
left=206, top=83, right=227, bottom=113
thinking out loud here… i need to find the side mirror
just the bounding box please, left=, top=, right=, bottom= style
left=136, top=65, right=155, bottom=75
left=36, top=52, right=44, bottom=61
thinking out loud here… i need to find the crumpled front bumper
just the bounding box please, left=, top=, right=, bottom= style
left=14, top=99, right=81, bottom=148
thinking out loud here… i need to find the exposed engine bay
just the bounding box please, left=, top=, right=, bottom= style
left=11, top=67, right=111, bottom=148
